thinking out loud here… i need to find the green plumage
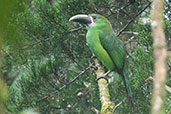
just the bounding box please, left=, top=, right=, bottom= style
left=69, top=13, right=134, bottom=110
left=86, top=14, right=134, bottom=108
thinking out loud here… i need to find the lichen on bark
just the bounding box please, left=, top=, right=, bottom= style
left=94, top=58, right=115, bottom=114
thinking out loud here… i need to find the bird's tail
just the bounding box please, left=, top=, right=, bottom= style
left=120, top=64, right=134, bottom=111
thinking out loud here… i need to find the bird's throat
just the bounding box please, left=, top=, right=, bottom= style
left=88, top=22, right=96, bottom=29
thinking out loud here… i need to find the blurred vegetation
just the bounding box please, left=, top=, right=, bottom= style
left=0, top=0, right=170, bottom=114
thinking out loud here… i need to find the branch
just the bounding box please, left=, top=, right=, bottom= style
left=22, top=37, right=52, bottom=50
left=22, top=26, right=82, bottom=51
left=57, top=66, right=91, bottom=91
left=93, top=58, right=115, bottom=114
left=37, top=65, right=91, bottom=102
left=68, top=26, right=83, bottom=33
left=121, top=31, right=139, bottom=35
left=107, top=2, right=134, bottom=17
left=151, top=0, right=167, bottom=113
left=168, top=63, right=171, bottom=70
left=124, top=36, right=135, bottom=45
left=91, top=107, right=100, bottom=114
left=146, top=76, right=171, bottom=93
left=117, top=2, right=151, bottom=36
left=114, top=98, right=126, bottom=112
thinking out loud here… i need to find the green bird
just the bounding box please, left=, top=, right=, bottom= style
left=69, top=14, right=134, bottom=109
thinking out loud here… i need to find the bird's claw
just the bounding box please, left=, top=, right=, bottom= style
left=96, top=75, right=108, bottom=82
left=91, top=55, right=96, bottom=59
left=89, top=64, right=98, bottom=70
left=96, top=71, right=111, bottom=82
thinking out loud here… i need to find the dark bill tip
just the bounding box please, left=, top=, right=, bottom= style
left=69, top=14, right=92, bottom=24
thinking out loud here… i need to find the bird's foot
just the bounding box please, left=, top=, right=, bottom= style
left=96, top=71, right=111, bottom=82
left=103, top=71, right=111, bottom=77
left=96, top=76, right=108, bottom=82
left=91, top=55, right=96, bottom=59
left=89, top=63, right=98, bottom=70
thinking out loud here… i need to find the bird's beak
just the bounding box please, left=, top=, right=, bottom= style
left=69, top=14, right=92, bottom=24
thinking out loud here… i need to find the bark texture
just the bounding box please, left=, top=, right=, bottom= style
left=94, top=58, right=114, bottom=114
left=151, top=0, right=167, bottom=114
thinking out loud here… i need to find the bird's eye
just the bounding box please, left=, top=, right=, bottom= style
left=92, top=16, right=98, bottom=22
left=93, top=16, right=97, bottom=19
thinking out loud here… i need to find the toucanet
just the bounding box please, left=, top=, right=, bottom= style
left=69, top=14, right=134, bottom=109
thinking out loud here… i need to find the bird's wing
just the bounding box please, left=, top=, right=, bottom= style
left=100, top=33, right=134, bottom=108
left=86, top=29, right=115, bottom=70
left=99, top=34, right=126, bottom=71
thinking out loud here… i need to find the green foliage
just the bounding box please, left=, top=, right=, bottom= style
left=1, top=0, right=170, bottom=114
left=131, top=23, right=153, bottom=88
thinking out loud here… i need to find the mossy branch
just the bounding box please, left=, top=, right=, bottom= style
left=94, top=58, right=115, bottom=114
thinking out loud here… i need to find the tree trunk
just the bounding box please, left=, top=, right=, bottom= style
left=151, top=0, right=167, bottom=114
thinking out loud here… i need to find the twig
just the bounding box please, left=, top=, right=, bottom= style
left=121, top=31, right=138, bottom=35
left=146, top=76, right=171, bottom=93
left=22, top=37, right=52, bottom=50
left=21, top=26, right=82, bottom=51
left=22, top=26, right=82, bottom=50
left=168, top=63, right=171, bottom=70
left=107, top=2, right=133, bottom=17
left=68, top=26, right=83, bottom=33
left=57, top=66, right=91, bottom=91
left=117, top=2, right=151, bottom=36
left=91, top=107, right=100, bottom=114
left=165, top=85, right=171, bottom=93
left=114, top=98, right=126, bottom=112
left=37, top=65, right=92, bottom=102
left=124, top=36, right=135, bottom=45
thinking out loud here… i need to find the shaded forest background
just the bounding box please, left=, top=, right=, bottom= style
left=0, top=0, right=171, bottom=114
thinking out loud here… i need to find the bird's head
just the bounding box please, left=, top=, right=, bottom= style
left=69, top=14, right=111, bottom=29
